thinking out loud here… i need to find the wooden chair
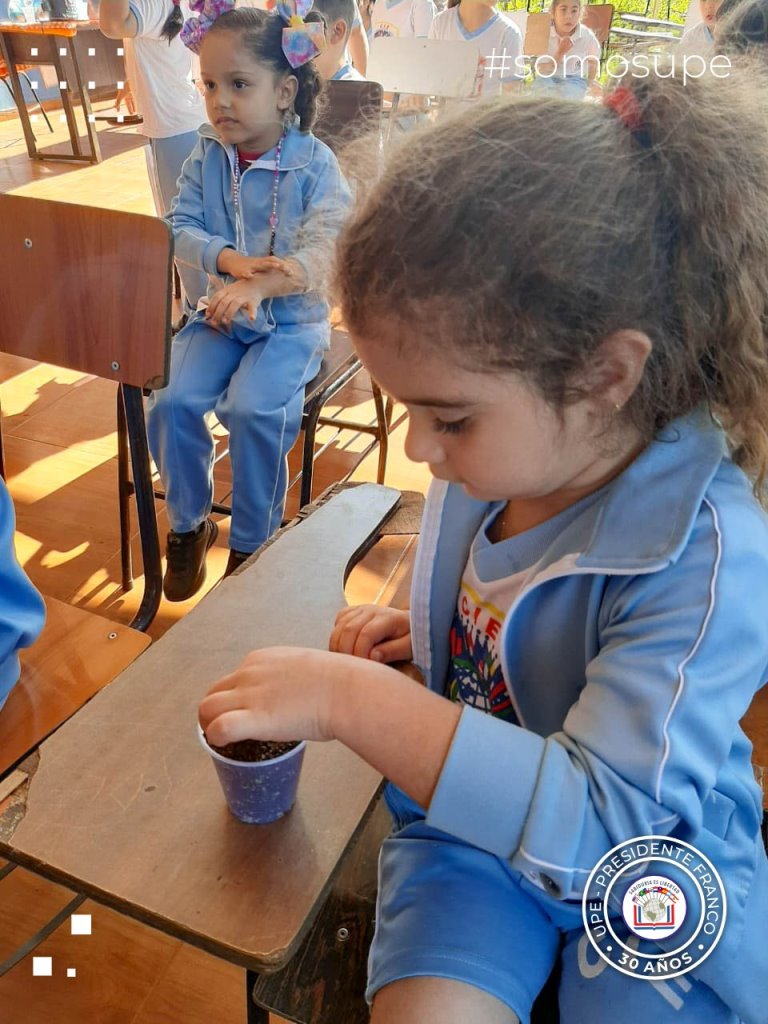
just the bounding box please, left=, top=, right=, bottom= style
left=0, top=57, right=53, bottom=135
left=0, top=193, right=173, bottom=632
left=582, top=3, right=615, bottom=55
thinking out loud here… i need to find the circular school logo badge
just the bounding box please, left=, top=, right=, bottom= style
left=582, top=836, right=727, bottom=980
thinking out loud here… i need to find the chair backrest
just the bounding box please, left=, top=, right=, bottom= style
left=0, top=195, right=172, bottom=390
left=367, top=37, right=481, bottom=98
left=313, top=79, right=384, bottom=155
left=524, top=11, right=551, bottom=56
left=582, top=3, right=614, bottom=46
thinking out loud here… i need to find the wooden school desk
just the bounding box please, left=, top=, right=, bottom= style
left=0, top=20, right=124, bottom=163
left=0, top=483, right=412, bottom=1016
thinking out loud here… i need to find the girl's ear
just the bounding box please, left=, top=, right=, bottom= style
left=277, top=73, right=299, bottom=112
left=332, top=17, right=348, bottom=43
left=583, top=330, right=652, bottom=410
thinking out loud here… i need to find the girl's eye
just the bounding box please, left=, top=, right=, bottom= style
left=433, top=417, right=468, bottom=436
left=203, top=80, right=215, bottom=91
left=233, top=80, right=248, bottom=89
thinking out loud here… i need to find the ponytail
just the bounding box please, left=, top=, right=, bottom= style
left=337, top=61, right=768, bottom=501
left=161, top=0, right=184, bottom=42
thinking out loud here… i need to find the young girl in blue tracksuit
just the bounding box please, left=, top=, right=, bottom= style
left=146, top=5, right=351, bottom=602
left=199, top=69, right=768, bottom=1024
left=0, top=478, right=45, bottom=713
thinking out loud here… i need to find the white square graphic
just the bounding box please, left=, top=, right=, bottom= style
left=59, top=114, right=66, bottom=123
left=116, top=80, right=124, bottom=89
left=88, top=47, right=96, bottom=56
left=117, top=47, right=124, bottom=56
left=67, top=968, right=76, bottom=978
left=88, top=80, right=95, bottom=90
left=30, top=47, right=38, bottom=56
left=33, top=957, right=52, bottom=977
left=88, top=114, right=96, bottom=123
left=31, top=114, right=38, bottom=123
left=59, top=47, right=67, bottom=56
left=59, top=81, right=67, bottom=90
left=30, top=81, right=38, bottom=90
left=70, top=914, right=91, bottom=935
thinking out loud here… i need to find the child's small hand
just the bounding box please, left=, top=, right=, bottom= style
left=217, top=249, right=294, bottom=280
left=199, top=647, right=360, bottom=747
left=206, top=280, right=264, bottom=326
left=329, top=605, right=412, bottom=663
left=555, top=36, right=574, bottom=59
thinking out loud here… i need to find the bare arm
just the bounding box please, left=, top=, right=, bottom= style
left=348, top=19, right=369, bottom=75
left=99, top=0, right=139, bottom=38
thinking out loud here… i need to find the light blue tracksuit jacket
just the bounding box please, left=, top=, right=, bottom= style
left=410, top=412, right=768, bottom=1023
left=0, top=478, right=45, bottom=712
left=147, top=124, right=352, bottom=551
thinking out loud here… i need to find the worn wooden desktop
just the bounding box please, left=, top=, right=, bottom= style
left=0, top=484, right=408, bottom=999
left=0, top=21, right=124, bottom=163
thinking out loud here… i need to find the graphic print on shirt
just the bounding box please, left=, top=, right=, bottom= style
left=447, top=579, right=517, bottom=722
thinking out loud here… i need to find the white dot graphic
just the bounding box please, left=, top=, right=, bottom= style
left=67, top=968, right=76, bottom=978
left=71, top=914, right=92, bottom=935
left=32, top=957, right=52, bottom=976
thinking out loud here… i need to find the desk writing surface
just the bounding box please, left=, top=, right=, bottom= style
left=0, top=484, right=400, bottom=971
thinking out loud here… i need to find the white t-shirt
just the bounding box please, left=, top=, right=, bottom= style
left=125, top=0, right=206, bottom=138
left=544, top=22, right=600, bottom=78
left=676, top=20, right=714, bottom=59
left=429, top=6, right=522, bottom=95
left=371, top=0, right=436, bottom=38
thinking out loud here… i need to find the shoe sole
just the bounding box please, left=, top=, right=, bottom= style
left=163, top=520, right=219, bottom=602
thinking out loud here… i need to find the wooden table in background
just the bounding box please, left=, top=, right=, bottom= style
left=0, top=483, right=418, bottom=1018
left=0, top=20, right=124, bottom=163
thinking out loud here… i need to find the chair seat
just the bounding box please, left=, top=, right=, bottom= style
left=0, top=596, right=150, bottom=779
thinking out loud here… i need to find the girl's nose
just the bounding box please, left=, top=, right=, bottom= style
left=404, top=416, right=445, bottom=466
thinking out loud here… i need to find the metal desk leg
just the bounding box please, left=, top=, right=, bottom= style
left=246, top=971, right=270, bottom=1024
left=0, top=34, right=39, bottom=160
left=51, top=40, right=84, bottom=161
left=68, top=34, right=101, bottom=163
left=121, top=384, right=162, bottom=632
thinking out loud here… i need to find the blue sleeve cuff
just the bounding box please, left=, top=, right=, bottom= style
left=426, top=705, right=544, bottom=858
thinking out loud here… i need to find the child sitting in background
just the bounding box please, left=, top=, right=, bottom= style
left=313, top=0, right=367, bottom=78
left=677, top=0, right=724, bottom=57
left=201, top=66, right=768, bottom=1024
left=533, top=0, right=600, bottom=99
left=0, top=479, right=45, bottom=713
left=147, top=4, right=351, bottom=601
left=429, top=0, right=522, bottom=98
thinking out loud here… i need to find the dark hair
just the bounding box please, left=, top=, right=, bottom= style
left=206, top=8, right=326, bottom=131
left=161, top=0, right=184, bottom=42
left=716, top=0, right=768, bottom=53
left=312, top=0, right=356, bottom=38
left=337, top=65, right=768, bottom=499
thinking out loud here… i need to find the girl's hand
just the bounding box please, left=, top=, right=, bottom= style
left=199, top=647, right=370, bottom=747
left=216, top=249, right=294, bottom=280
left=555, top=36, right=574, bottom=59
left=329, top=605, right=412, bottom=663
left=206, top=280, right=264, bottom=326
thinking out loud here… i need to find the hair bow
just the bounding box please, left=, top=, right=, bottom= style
left=180, top=0, right=235, bottom=54
left=276, top=0, right=325, bottom=68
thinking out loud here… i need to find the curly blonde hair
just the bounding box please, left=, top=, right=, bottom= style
left=337, top=64, right=768, bottom=501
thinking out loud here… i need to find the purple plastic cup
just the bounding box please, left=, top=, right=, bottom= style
left=198, top=726, right=307, bottom=824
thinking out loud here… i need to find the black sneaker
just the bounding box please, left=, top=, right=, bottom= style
left=163, top=519, right=218, bottom=602
left=224, top=548, right=253, bottom=578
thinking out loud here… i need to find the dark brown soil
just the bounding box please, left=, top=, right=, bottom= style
left=206, top=737, right=300, bottom=763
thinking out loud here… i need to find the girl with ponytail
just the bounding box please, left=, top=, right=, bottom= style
left=201, top=65, right=768, bottom=1024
